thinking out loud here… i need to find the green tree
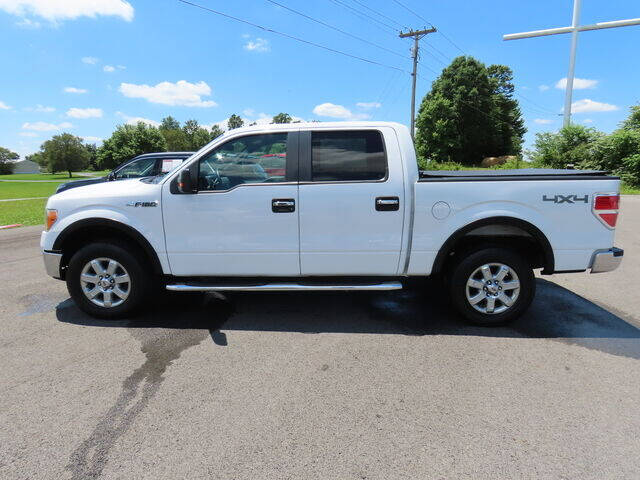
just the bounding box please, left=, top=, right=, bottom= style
left=41, top=133, right=90, bottom=177
left=415, top=56, right=526, bottom=166
left=0, top=146, right=18, bottom=174
left=210, top=125, right=224, bottom=140
left=620, top=103, right=640, bottom=131
left=183, top=119, right=211, bottom=150
left=528, top=124, right=603, bottom=169
left=272, top=112, right=292, bottom=124
left=84, top=143, right=99, bottom=170
left=227, top=114, right=244, bottom=130
left=159, top=116, right=188, bottom=151
left=159, top=116, right=181, bottom=131
left=487, top=65, right=526, bottom=156
left=97, top=123, right=167, bottom=170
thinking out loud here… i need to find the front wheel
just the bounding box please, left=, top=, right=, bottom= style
left=66, top=242, right=151, bottom=319
left=448, top=247, right=535, bottom=326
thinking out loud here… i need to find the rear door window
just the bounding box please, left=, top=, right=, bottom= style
left=311, top=130, right=386, bottom=182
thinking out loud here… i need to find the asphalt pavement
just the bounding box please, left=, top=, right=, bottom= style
left=1, top=197, right=639, bottom=479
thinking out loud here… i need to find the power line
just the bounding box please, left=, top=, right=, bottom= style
left=176, top=0, right=409, bottom=73
left=390, top=0, right=468, bottom=56
left=264, top=0, right=407, bottom=59
left=348, top=0, right=408, bottom=30
left=327, top=0, right=398, bottom=36
left=438, top=30, right=466, bottom=55
left=390, top=0, right=430, bottom=25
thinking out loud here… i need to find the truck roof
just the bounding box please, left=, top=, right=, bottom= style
left=225, top=121, right=407, bottom=135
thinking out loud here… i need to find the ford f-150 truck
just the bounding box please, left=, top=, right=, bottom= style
left=41, top=122, right=623, bottom=325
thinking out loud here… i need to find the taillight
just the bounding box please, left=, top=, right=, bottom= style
left=592, top=194, right=620, bottom=229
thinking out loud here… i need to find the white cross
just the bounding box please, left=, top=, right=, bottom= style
left=504, top=0, right=640, bottom=127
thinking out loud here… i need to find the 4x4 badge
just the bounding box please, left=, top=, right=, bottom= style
left=542, top=194, right=588, bottom=204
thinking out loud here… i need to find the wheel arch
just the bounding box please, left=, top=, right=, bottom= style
left=53, top=218, right=164, bottom=278
left=432, top=216, right=555, bottom=275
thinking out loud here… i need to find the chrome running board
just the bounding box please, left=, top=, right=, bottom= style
left=166, top=281, right=402, bottom=292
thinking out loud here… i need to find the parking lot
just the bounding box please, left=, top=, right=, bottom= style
left=1, top=197, right=639, bottom=480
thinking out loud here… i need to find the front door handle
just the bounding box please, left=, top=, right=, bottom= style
left=272, top=198, right=295, bottom=213
left=375, top=196, right=399, bottom=211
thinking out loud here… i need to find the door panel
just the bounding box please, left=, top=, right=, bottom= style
left=163, top=185, right=299, bottom=276
left=298, top=128, right=404, bottom=275
left=162, top=131, right=300, bottom=277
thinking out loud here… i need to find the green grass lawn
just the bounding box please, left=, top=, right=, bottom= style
left=621, top=184, right=640, bottom=195
left=0, top=198, right=47, bottom=226
left=0, top=181, right=65, bottom=200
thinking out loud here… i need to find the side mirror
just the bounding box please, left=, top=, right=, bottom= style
left=177, top=168, right=195, bottom=193
left=107, top=172, right=115, bottom=181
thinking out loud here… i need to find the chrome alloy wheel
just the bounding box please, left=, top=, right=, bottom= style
left=80, top=257, right=131, bottom=308
left=465, top=263, right=520, bottom=315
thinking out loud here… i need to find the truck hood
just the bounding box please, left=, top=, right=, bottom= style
left=47, top=178, right=162, bottom=210
left=56, top=176, right=107, bottom=193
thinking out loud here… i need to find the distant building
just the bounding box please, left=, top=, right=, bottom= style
left=12, top=159, right=41, bottom=174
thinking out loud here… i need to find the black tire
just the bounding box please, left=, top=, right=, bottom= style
left=66, top=242, right=151, bottom=319
left=448, top=247, right=535, bottom=326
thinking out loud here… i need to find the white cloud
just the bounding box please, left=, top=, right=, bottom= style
left=64, top=87, right=87, bottom=94
left=555, top=77, right=598, bottom=90
left=583, top=119, right=594, bottom=124
left=534, top=118, right=553, bottom=125
left=82, top=56, right=99, bottom=65
left=16, top=17, right=39, bottom=28
left=119, top=80, right=217, bottom=107
left=116, top=112, right=160, bottom=127
left=243, top=108, right=256, bottom=117
left=24, top=104, right=55, bottom=112
left=0, top=0, right=134, bottom=23
left=66, top=107, right=103, bottom=119
left=538, top=85, right=550, bottom=92
left=244, top=37, right=269, bottom=52
left=356, top=102, right=381, bottom=109
left=312, top=102, right=369, bottom=120
left=0, top=100, right=11, bottom=110
left=22, top=121, right=73, bottom=131
left=19, top=132, right=38, bottom=137
left=83, top=136, right=103, bottom=143
left=103, top=65, right=115, bottom=72
left=570, top=99, right=618, bottom=113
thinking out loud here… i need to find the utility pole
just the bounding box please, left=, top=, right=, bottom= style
left=504, top=0, right=640, bottom=127
left=399, top=27, right=436, bottom=141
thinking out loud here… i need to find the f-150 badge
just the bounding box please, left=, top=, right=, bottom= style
left=126, top=201, right=158, bottom=207
left=542, top=195, right=588, bottom=204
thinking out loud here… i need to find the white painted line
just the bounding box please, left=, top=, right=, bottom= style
left=0, top=197, right=48, bottom=202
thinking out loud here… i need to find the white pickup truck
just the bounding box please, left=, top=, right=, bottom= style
left=41, top=122, right=623, bottom=325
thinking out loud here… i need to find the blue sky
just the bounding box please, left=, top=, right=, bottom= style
left=0, top=0, right=638, bottom=159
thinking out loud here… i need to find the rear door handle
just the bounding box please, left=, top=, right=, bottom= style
left=272, top=198, right=295, bottom=213
left=375, top=196, right=399, bottom=211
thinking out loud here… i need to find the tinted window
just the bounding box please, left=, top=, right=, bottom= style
left=115, top=157, right=158, bottom=179
left=198, top=133, right=287, bottom=191
left=311, top=130, right=386, bottom=182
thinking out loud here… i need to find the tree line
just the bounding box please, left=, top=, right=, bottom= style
left=528, top=104, right=640, bottom=186
left=15, top=112, right=297, bottom=177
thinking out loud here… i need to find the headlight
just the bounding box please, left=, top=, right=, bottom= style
left=45, top=209, right=58, bottom=231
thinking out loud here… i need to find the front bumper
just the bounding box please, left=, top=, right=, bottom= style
left=43, top=250, right=63, bottom=279
left=590, top=247, right=624, bottom=274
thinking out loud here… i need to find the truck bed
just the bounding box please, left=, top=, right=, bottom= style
left=418, top=169, right=616, bottom=182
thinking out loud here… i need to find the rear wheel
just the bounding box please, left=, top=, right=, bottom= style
left=66, top=242, right=151, bottom=319
left=448, top=247, right=535, bottom=326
